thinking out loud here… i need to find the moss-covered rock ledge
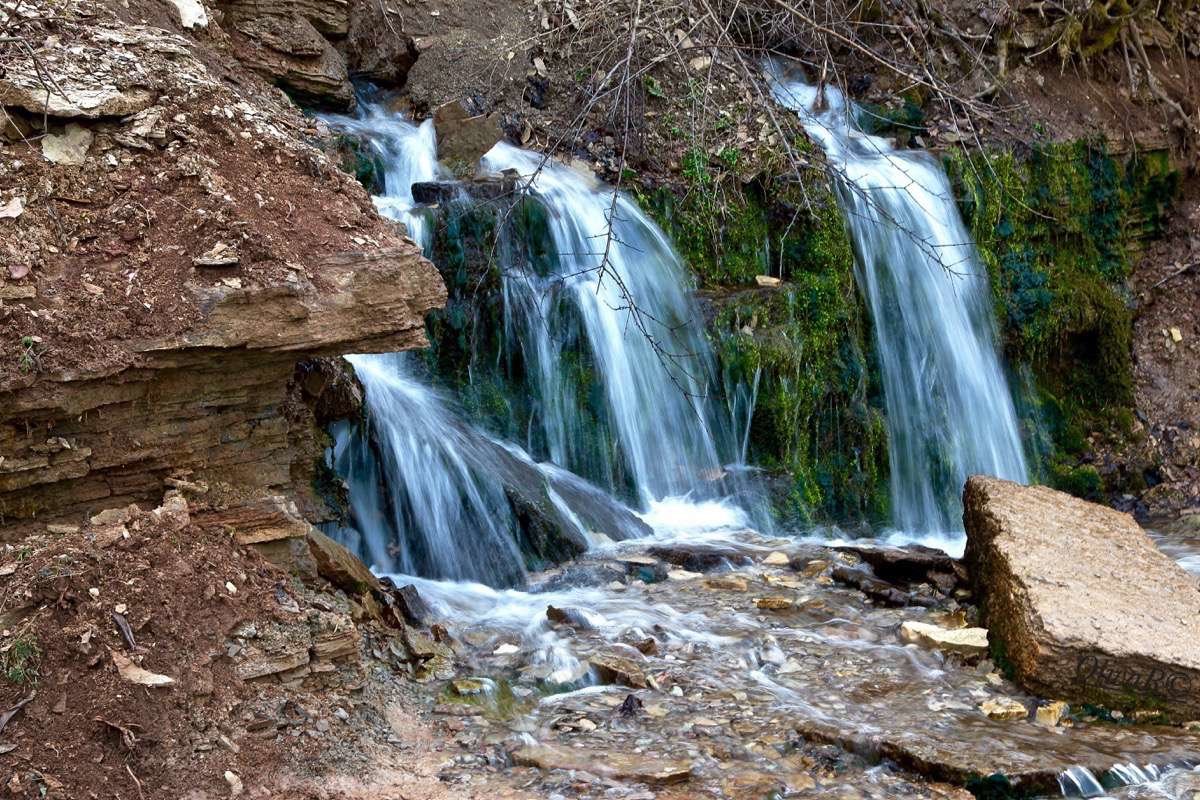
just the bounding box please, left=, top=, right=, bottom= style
left=634, top=149, right=890, bottom=527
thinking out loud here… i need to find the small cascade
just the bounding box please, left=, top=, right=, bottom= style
left=321, top=107, right=734, bottom=585
left=322, top=105, right=440, bottom=249
left=327, top=353, right=529, bottom=587
left=1059, top=765, right=1107, bottom=798
left=768, top=63, right=1028, bottom=539
left=481, top=144, right=742, bottom=510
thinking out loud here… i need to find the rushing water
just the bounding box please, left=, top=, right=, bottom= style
left=481, top=144, right=741, bottom=509
left=321, top=104, right=439, bottom=249
left=312, top=99, right=1200, bottom=800
left=327, top=353, right=530, bottom=586
left=768, top=64, right=1028, bottom=540
left=320, top=107, right=756, bottom=583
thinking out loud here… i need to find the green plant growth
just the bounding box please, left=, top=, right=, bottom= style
left=334, top=135, right=386, bottom=195
left=18, top=335, right=42, bottom=373
left=635, top=154, right=890, bottom=524
left=945, top=141, right=1177, bottom=497
left=1, top=633, right=40, bottom=685
left=420, top=195, right=631, bottom=500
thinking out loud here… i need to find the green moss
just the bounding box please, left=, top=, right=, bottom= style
left=637, top=183, right=771, bottom=287
left=642, top=159, right=891, bottom=525
left=857, top=97, right=927, bottom=144
left=945, top=141, right=1177, bottom=499
left=333, top=135, right=385, bottom=194
left=419, top=193, right=630, bottom=498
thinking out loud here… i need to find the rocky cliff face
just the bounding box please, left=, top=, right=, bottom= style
left=0, top=0, right=444, bottom=531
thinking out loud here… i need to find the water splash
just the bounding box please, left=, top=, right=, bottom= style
left=328, top=353, right=530, bottom=587
left=1059, top=765, right=1107, bottom=798
left=767, top=62, right=1028, bottom=538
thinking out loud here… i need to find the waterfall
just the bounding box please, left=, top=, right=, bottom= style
left=321, top=105, right=439, bottom=249
left=321, top=109, right=536, bottom=585
left=327, top=353, right=528, bottom=587
left=319, top=106, right=753, bottom=586
left=769, top=64, right=1028, bottom=538
left=480, top=144, right=741, bottom=509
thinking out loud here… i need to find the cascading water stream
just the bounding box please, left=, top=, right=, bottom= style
left=481, top=144, right=745, bottom=511
left=321, top=104, right=439, bottom=250
left=317, top=101, right=1193, bottom=800
left=319, top=108, right=539, bottom=585
left=768, top=63, right=1028, bottom=541
left=327, top=353, right=529, bottom=587
left=320, top=105, right=754, bottom=586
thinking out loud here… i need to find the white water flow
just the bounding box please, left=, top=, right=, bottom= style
left=321, top=105, right=439, bottom=249
left=319, top=110, right=538, bottom=584
left=481, top=143, right=738, bottom=509
left=769, top=64, right=1028, bottom=540
left=318, top=107, right=755, bottom=585
left=328, top=353, right=529, bottom=587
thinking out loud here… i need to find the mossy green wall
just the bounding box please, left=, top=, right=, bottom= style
left=635, top=154, right=890, bottom=526
left=945, top=141, right=1177, bottom=498
left=403, top=136, right=1174, bottom=526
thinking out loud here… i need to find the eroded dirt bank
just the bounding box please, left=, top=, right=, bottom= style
left=0, top=0, right=444, bottom=533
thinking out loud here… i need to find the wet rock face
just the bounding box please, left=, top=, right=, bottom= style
left=963, top=475, right=1200, bottom=719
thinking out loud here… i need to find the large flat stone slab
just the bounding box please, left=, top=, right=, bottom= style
left=963, top=475, right=1200, bottom=719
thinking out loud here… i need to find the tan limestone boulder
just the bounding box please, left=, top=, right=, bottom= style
left=963, top=475, right=1200, bottom=720
left=433, top=101, right=503, bottom=169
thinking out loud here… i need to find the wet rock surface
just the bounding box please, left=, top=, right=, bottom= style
left=965, top=476, right=1200, bottom=720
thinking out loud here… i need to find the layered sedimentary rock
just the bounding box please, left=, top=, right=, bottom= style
left=213, top=0, right=417, bottom=108
left=963, top=475, right=1200, bottom=719
left=0, top=0, right=444, bottom=533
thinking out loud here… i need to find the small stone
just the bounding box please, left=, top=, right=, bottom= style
left=41, top=123, right=94, bottom=165
left=224, top=581, right=237, bottom=595
left=493, top=643, right=519, bottom=655
left=704, top=575, right=748, bottom=592
left=224, top=770, right=243, bottom=797
left=798, top=560, right=828, bottom=577
left=667, top=569, right=702, bottom=581
left=114, top=603, right=127, bottom=614
left=0, top=197, right=23, bottom=219
left=754, top=596, right=794, bottom=611
left=1035, top=701, right=1069, bottom=727
left=590, top=651, right=648, bottom=688
left=979, top=697, right=1027, bottom=721
left=899, top=621, right=989, bottom=657
left=333, top=707, right=350, bottom=722
left=762, top=551, right=790, bottom=566
left=88, top=587, right=100, bottom=599
left=451, top=678, right=490, bottom=696
left=1170, top=327, right=1183, bottom=343
left=755, top=275, right=782, bottom=288
left=194, top=242, right=240, bottom=267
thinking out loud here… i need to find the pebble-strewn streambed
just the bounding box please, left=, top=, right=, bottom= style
left=388, top=526, right=1200, bottom=799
